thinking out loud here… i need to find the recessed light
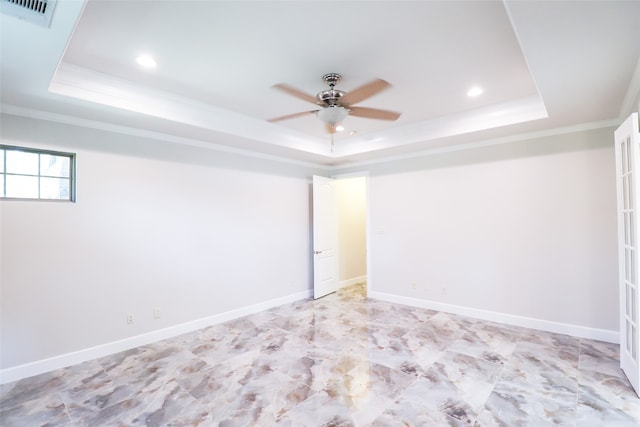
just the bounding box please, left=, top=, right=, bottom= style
left=335, top=125, right=345, bottom=132
left=136, top=54, right=157, bottom=68
left=467, top=86, right=483, bottom=97
left=350, top=130, right=358, bottom=136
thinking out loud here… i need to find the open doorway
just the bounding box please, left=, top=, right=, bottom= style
left=334, top=174, right=368, bottom=297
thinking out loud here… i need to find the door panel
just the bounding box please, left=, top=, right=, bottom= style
left=312, top=175, right=339, bottom=299
left=615, top=112, right=640, bottom=396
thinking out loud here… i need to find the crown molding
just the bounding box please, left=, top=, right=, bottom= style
left=0, top=104, right=332, bottom=170
left=335, top=118, right=620, bottom=170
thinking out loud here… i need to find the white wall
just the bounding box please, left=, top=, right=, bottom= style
left=339, top=127, right=619, bottom=338
left=335, top=176, right=367, bottom=285
left=0, top=114, right=321, bottom=376
left=0, top=113, right=622, bottom=382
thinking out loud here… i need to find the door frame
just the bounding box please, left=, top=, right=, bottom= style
left=331, top=171, right=371, bottom=295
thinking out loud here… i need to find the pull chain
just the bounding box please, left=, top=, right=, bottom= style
left=331, top=132, right=334, bottom=153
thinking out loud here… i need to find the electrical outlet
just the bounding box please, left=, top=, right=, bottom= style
left=153, top=307, right=161, bottom=319
left=127, top=314, right=134, bottom=325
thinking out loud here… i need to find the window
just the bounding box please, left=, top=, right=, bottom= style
left=0, top=145, right=76, bottom=201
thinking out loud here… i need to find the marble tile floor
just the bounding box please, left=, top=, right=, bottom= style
left=2, top=283, right=639, bottom=426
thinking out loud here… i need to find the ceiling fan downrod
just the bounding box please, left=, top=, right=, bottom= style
left=322, top=73, right=341, bottom=88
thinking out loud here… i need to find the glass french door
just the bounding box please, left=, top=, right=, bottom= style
left=615, top=112, right=640, bottom=396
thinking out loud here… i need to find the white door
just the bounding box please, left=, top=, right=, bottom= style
left=615, top=112, right=640, bottom=396
left=312, top=175, right=339, bottom=299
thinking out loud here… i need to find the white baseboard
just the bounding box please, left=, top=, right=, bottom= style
left=368, top=291, right=619, bottom=344
left=339, top=275, right=367, bottom=289
left=3, top=288, right=618, bottom=385
left=0, top=290, right=312, bottom=385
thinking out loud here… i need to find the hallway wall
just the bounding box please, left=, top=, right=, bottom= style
left=335, top=176, right=367, bottom=286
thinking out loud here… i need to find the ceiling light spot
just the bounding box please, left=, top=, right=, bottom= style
left=467, top=86, right=483, bottom=97
left=136, top=55, right=157, bottom=68
left=335, top=125, right=345, bottom=132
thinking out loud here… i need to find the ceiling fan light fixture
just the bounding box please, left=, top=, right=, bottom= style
left=316, top=106, right=349, bottom=125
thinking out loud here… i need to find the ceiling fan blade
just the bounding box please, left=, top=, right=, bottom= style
left=272, top=83, right=318, bottom=105
left=267, top=110, right=317, bottom=122
left=349, top=106, right=401, bottom=121
left=340, top=78, right=391, bottom=106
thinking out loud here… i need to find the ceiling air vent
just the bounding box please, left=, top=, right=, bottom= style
left=1, top=0, right=56, bottom=27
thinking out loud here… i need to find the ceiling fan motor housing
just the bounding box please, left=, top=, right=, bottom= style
left=317, top=73, right=345, bottom=106
left=316, top=89, right=345, bottom=106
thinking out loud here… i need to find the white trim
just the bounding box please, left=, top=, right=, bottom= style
left=333, top=95, right=548, bottom=158
left=339, top=118, right=620, bottom=169
left=331, top=171, right=371, bottom=180
left=369, top=291, right=619, bottom=344
left=0, top=105, right=620, bottom=171
left=48, top=63, right=331, bottom=156
left=619, top=57, right=640, bottom=119
left=0, top=290, right=311, bottom=385
left=3, top=95, right=542, bottom=168
left=0, top=106, right=330, bottom=171
left=339, top=275, right=367, bottom=289
left=502, top=0, right=545, bottom=111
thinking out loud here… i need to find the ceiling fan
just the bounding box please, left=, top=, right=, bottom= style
left=268, top=73, right=401, bottom=134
